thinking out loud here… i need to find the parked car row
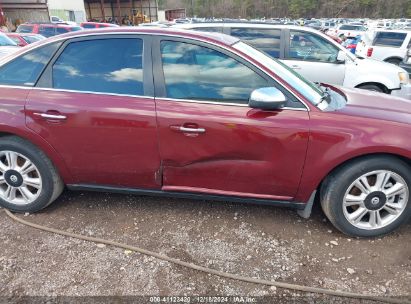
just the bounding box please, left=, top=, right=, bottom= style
left=1, top=28, right=411, bottom=237
left=173, top=23, right=411, bottom=99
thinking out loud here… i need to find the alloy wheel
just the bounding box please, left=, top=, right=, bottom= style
left=343, top=170, right=408, bottom=230
left=0, top=151, right=42, bottom=205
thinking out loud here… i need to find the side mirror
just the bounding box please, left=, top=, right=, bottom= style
left=249, top=87, right=287, bottom=111
left=336, top=50, right=346, bottom=63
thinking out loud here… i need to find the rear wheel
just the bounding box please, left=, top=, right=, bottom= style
left=0, top=136, right=63, bottom=213
left=321, top=156, right=411, bottom=237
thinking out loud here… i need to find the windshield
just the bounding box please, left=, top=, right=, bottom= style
left=0, top=34, right=18, bottom=47
left=232, top=41, right=323, bottom=105
left=23, top=35, right=45, bottom=44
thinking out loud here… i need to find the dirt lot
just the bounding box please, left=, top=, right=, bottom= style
left=0, top=190, right=410, bottom=303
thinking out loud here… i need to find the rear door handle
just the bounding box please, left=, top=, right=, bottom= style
left=33, top=112, right=67, bottom=120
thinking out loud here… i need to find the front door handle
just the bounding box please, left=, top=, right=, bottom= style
left=170, top=125, right=206, bottom=134
left=33, top=112, right=67, bottom=120
left=179, top=126, right=206, bottom=133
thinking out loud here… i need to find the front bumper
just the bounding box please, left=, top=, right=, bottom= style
left=391, top=83, right=411, bottom=100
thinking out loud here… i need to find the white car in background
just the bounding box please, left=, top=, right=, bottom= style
left=327, top=24, right=367, bottom=38
left=173, top=23, right=411, bottom=99
left=0, top=33, right=21, bottom=59
left=356, top=30, right=411, bottom=65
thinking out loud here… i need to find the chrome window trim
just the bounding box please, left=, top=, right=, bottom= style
left=0, top=84, right=153, bottom=99
left=0, top=84, right=306, bottom=111
left=156, top=97, right=308, bottom=111
left=31, top=86, right=154, bottom=99
left=0, top=31, right=311, bottom=111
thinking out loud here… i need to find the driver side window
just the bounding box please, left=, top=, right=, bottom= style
left=287, top=31, right=339, bottom=63
left=160, top=40, right=269, bottom=104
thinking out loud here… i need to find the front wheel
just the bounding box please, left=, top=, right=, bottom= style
left=321, top=156, right=411, bottom=237
left=0, top=136, right=64, bottom=213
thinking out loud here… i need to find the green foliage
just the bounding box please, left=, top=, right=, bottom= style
left=162, top=0, right=411, bottom=18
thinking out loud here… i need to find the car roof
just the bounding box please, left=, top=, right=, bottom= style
left=172, top=22, right=320, bottom=32
left=45, top=27, right=240, bottom=46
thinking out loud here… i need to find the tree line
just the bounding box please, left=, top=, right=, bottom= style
left=158, top=0, right=411, bottom=19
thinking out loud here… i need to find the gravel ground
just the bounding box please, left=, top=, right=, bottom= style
left=0, top=190, right=410, bottom=303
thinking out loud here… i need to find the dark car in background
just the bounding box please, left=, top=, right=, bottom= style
left=5, top=33, right=46, bottom=47
left=16, top=23, right=83, bottom=38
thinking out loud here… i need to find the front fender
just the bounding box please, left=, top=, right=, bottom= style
left=296, top=111, right=411, bottom=202
left=344, top=60, right=401, bottom=90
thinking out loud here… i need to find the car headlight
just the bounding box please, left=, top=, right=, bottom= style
left=399, top=72, right=409, bottom=84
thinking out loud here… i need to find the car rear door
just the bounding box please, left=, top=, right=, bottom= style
left=25, top=35, right=161, bottom=189
left=153, top=37, right=310, bottom=200
left=282, top=29, right=346, bottom=85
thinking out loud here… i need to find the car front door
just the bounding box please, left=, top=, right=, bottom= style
left=282, top=29, right=346, bottom=85
left=25, top=36, right=161, bottom=189
left=153, top=38, right=310, bottom=200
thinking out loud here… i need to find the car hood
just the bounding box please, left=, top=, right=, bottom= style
left=353, top=56, right=407, bottom=74
left=332, top=86, right=411, bottom=125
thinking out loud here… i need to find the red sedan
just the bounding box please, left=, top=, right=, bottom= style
left=0, top=28, right=410, bottom=237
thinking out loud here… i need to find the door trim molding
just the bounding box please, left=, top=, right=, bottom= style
left=67, top=184, right=306, bottom=210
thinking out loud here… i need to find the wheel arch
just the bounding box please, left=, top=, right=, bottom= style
left=317, top=152, right=411, bottom=195
left=383, top=57, right=403, bottom=64
left=355, top=82, right=389, bottom=93
left=0, top=127, right=74, bottom=184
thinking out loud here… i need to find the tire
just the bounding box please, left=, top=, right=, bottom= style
left=357, top=84, right=385, bottom=93
left=385, top=58, right=402, bottom=66
left=321, top=156, right=411, bottom=237
left=0, top=136, right=64, bottom=213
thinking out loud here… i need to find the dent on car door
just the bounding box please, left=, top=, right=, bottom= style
left=283, top=30, right=346, bottom=85
left=153, top=38, right=310, bottom=200
left=25, top=36, right=161, bottom=189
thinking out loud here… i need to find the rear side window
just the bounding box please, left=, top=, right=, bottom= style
left=373, top=32, right=407, bottom=47
left=230, top=28, right=281, bottom=58
left=17, top=25, right=34, bottom=33
left=52, top=38, right=144, bottom=95
left=0, top=43, right=60, bottom=86
left=39, top=26, right=56, bottom=38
